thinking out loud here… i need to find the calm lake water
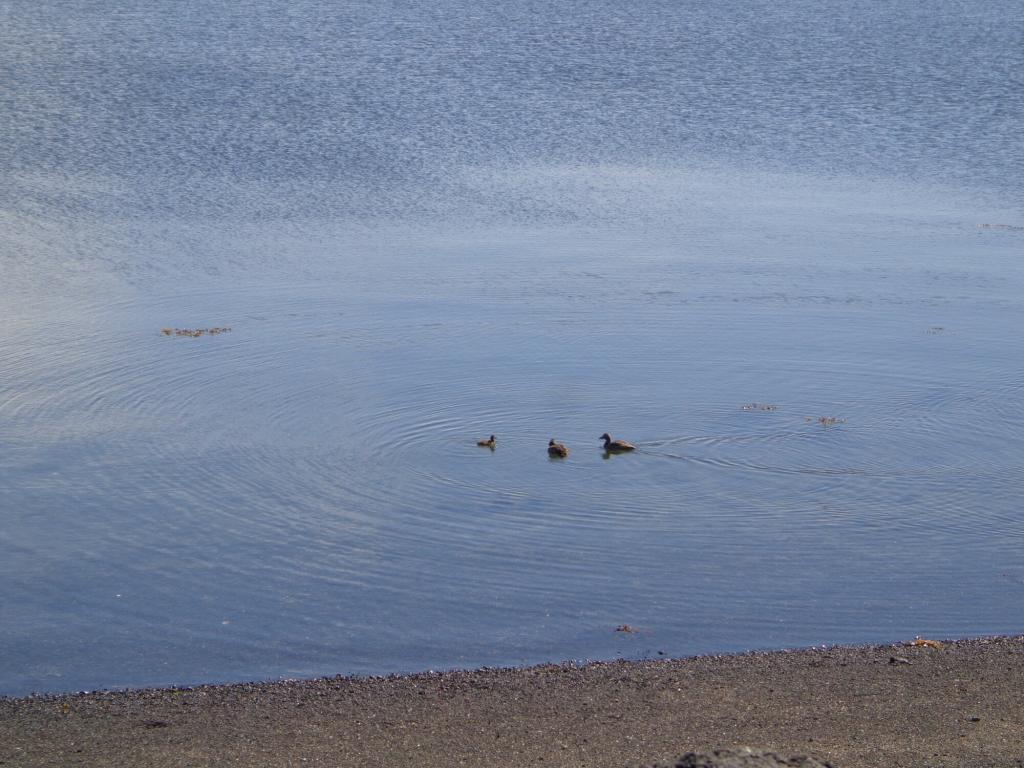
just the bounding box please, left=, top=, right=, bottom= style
left=2, top=0, right=1023, bottom=696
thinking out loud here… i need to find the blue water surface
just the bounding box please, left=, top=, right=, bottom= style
left=1, top=0, right=1023, bottom=696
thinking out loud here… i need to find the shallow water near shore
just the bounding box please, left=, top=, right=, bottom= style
left=2, top=0, right=1024, bottom=696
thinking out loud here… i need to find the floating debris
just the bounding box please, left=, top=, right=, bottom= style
left=742, top=403, right=777, bottom=411
left=161, top=327, right=232, bottom=338
left=807, top=416, right=845, bottom=427
left=910, top=637, right=944, bottom=650
left=978, top=223, right=1024, bottom=231
left=614, top=624, right=638, bottom=633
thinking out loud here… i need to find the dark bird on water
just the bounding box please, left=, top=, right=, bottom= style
left=477, top=434, right=496, bottom=448
left=600, top=433, right=636, bottom=452
left=548, top=439, right=569, bottom=458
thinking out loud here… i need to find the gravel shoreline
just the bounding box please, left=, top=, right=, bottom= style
left=3, top=636, right=1023, bottom=767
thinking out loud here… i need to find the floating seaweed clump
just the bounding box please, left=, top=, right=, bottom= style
left=807, top=416, right=845, bottom=427
left=161, top=327, right=232, bottom=338
left=742, top=403, right=777, bottom=411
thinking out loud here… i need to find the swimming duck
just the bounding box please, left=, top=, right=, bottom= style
left=548, top=439, right=569, bottom=458
left=600, top=433, right=635, bottom=452
left=477, top=434, right=496, bottom=448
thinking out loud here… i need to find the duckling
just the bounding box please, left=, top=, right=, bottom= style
left=548, top=439, right=569, bottom=458
left=600, top=433, right=635, bottom=452
left=477, top=434, right=496, bottom=448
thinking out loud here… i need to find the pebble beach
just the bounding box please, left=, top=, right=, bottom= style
left=4, top=636, right=1023, bottom=768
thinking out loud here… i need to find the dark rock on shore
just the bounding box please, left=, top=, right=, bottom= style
left=653, top=747, right=835, bottom=768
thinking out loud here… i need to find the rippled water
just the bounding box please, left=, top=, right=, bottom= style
left=2, top=0, right=1023, bottom=696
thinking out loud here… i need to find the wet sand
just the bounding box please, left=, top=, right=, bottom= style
left=2, top=636, right=1023, bottom=768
